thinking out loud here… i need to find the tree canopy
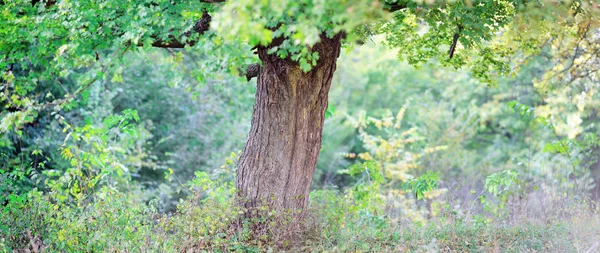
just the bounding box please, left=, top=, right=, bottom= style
left=3, top=0, right=598, bottom=131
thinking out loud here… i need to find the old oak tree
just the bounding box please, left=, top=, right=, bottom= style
left=2, top=0, right=599, bottom=217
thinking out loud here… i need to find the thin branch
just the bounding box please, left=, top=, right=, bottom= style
left=449, top=24, right=463, bottom=59
left=41, top=77, right=98, bottom=109
left=41, top=46, right=131, bottom=109
left=538, top=23, right=592, bottom=84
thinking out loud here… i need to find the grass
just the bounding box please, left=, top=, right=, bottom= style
left=2, top=188, right=599, bottom=252
left=296, top=215, right=598, bottom=252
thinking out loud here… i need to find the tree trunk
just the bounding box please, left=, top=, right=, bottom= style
left=236, top=35, right=342, bottom=215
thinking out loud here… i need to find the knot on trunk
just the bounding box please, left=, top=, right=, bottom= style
left=244, top=63, right=261, bottom=81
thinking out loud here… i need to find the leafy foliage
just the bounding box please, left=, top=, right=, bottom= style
left=402, top=171, right=440, bottom=201
left=2, top=0, right=600, bottom=251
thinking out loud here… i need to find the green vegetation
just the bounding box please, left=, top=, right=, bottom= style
left=2, top=0, right=600, bottom=252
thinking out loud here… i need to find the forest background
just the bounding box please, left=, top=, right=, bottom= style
left=2, top=0, right=600, bottom=252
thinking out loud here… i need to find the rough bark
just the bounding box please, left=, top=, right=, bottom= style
left=236, top=34, right=342, bottom=215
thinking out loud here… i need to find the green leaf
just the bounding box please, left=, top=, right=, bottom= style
left=325, top=104, right=335, bottom=119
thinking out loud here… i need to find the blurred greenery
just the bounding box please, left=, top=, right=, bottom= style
left=2, top=0, right=600, bottom=252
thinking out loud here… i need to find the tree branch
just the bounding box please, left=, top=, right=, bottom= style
left=384, top=2, right=408, bottom=12
left=449, top=24, right=463, bottom=59
left=41, top=46, right=130, bottom=109
left=151, top=0, right=225, bottom=47
left=151, top=11, right=212, bottom=48
left=17, top=1, right=220, bottom=48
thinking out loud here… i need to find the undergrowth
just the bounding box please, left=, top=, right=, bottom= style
left=2, top=185, right=599, bottom=252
